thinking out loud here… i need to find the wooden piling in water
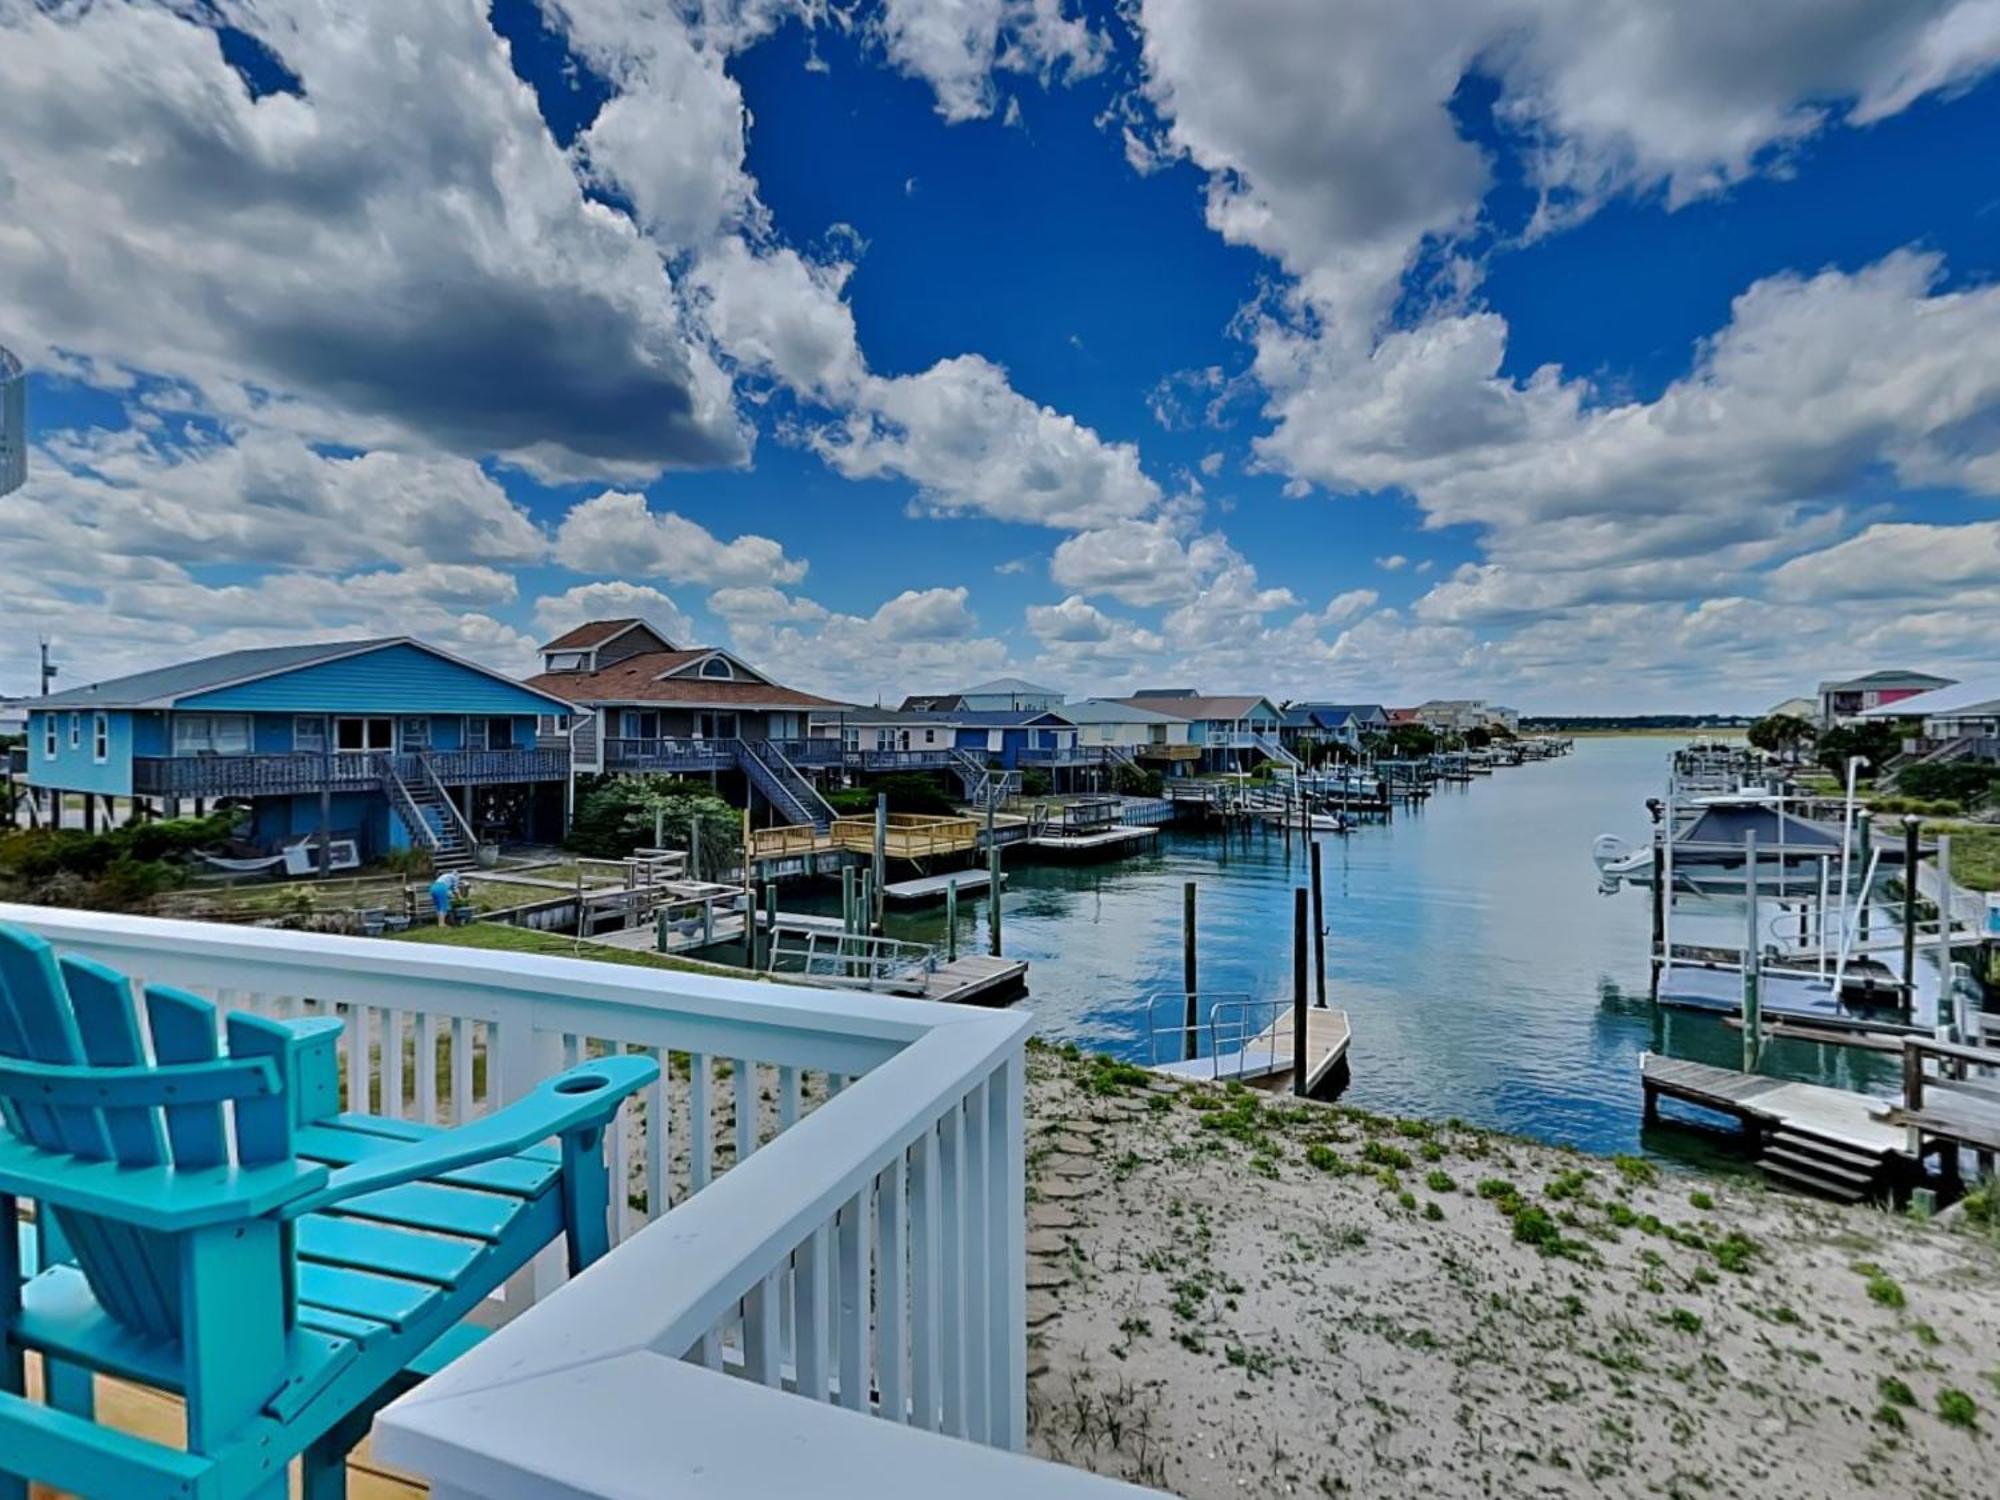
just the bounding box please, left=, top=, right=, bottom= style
left=988, top=841, right=1003, bottom=957
left=1856, top=809, right=1873, bottom=947
left=872, top=794, right=888, bottom=936
left=1292, top=888, right=1309, bottom=1098
left=1902, top=814, right=1921, bottom=1011
left=1741, top=830, right=1761, bottom=1074
left=1183, top=881, right=1199, bottom=1061
left=946, top=879, right=959, bottom=963
left=1310, top=840, right=1327, bottom=1009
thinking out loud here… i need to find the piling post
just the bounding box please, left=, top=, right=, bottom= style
left=946, top=880, right=959, bottom=963
left=763, top=882, right=778, bottom=971
left=872, top=794, right=888, bottom=936
left=1742, top=830, right=1761, bottom=1073
left=1182, top=882, right=1199, bottom=1061
left=988, top=840, right=1003, bottom=956
left=1645, top=798, right=1665, bottom=997
left=1936, top=833, right=1957, bottom=1043
left=1901, top=815, right=1921, bottom=1011
left=1310, top=840, right=1327, bottom=1008
left=1292, top=888, right=1309, bottom=1098
left=741, top=806, right=754, bottom=963
left=1856, top=809, right=1874, bottom=947
left=841, top=866, right=855, bottom=933
left=690, top=818, right=701, bottom=883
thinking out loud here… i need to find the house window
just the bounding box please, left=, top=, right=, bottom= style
left=92, top=713, right=108, bottom=764
left=293, top=716, right=326, bottom=753
left=466, top=717, right=514, bottom=751
left=544, top=652, right=588, bottom=672
left=399, top=717, right=431, bottom=751
left=695, top=711, right=738, bottom=739
left=334, top=717, right=394, bottom=753
left=699, top=656, right=733, bottom=679
left=68, top=713, right=80, bottom=749
left=536, top=713, right=569, bottom=736
left=42, top=716, right=55, bottom=759
left=173, top=713, right=251, bottom=755
left=617, top=710, right=659, bottom=741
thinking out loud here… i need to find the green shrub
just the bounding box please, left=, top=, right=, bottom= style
left=1937, top=1389, right=1979, bottom=1429
left=567, top=775, right=743, bottom=862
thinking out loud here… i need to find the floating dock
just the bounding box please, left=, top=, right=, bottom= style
left=1150, top=1007, right=1350, bottom=1100
left=1028, top=826, right=1159, bottom=857
left=885, top=953, right=1030, bottom=1006
left=883, top=868, right=1001, bottom=905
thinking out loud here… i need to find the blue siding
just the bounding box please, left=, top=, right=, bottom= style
left=25, top=709, right=135, bottom=796
left=131, top=712, right=168, bottom=756
left=178, top=642, right=565, bottom=716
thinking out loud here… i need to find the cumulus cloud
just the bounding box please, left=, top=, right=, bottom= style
left=533, top=581, right=698, bottom=647
left=1048, top=517, right=1237, bottom=605
left=553, top=491, right=809, bottom=588
left=872, top=0, right=1108, bottom=123
left=720, top=585, right=1009, bottom=702
left=814, top=356, right=1163, bottom=528
left=0, top=0, right=746, bottom=477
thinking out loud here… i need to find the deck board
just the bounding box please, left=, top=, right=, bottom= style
left=1639, top=1053, right=1908, bottom=1156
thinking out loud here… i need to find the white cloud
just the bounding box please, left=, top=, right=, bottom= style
left=1374, top=554, right=1408, bottom=572
left=553, top=491, right=809, bottom=587
left=1322, top=588, right=1378, bottom=623
left=814, top=356, right=1162, bottom=528
left=871, top=0, right=1108, bottom=124
left=1048, top=517, right=1238, bottom=606
left=705, top=585, right=832, bottom=625
left=534, top=581, right=697, bottom=647
left=1767, top=521, right=2000, bottom=603
left=0, top=0, right=745, bottom=477
left=720, top=585, right=1010, bottom=702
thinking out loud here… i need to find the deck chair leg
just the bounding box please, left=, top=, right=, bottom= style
left=1, top=1195, right=22, bottom=1500
left=302, top=1404, right=376, bottom=1500
left=560, top=1124, right=611, bottom=1274
left=44, top=1357, right=93, bottom=1421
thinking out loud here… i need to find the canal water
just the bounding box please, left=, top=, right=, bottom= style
left=836, top=735, right=1905, bottom=1157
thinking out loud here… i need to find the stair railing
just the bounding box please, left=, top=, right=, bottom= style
left=377, top=755, right=443, bottom=856
left=418, top=752, right=480, bottom=851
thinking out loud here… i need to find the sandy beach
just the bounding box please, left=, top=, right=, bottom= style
left=1023, top=1044, right=2000, bottom=1499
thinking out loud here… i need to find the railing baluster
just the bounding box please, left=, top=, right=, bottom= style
left=938, top=1094, right=966, bottom=1437
left=645, top=1048, right=669, bottom=1223
left=779, top=1064, right=800, bottom=1132
left=876, top=1154, right=908, bottom=1424
left=382, top=1008, right=405, bottom=1120
left=450, top=1017, right=471, bottom=1124
left=415, top=1013, right=437, bottom=1125
left=836, top=1189, right=870, bottom=1412
left=909, top=1121, right=942, bottom=1431
left=733, top=1057, right=755, bottom=1166
left=345, top=1002, right=372, bottom=1113
left=795, top=1221, right=832, bottom=1401
left=610, top=1053, right=633, bottom=1245
left=961, top=1081, right=991, bottom=1444
left=987, top=1058, right=1025, bottom=1449
left=689, top=1053, right=712, bottom=1192
left=744, top=1270, right=782, bottom=1387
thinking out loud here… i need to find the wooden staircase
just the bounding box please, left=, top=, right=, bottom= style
left=1756, top=1125, right=1895, bottom=1204
left=381, top=755, right=475, bottom=871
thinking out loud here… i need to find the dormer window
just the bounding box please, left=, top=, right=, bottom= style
left=544, top=651, right=590, bottom=673
left=699, top=656, right=734, bottom=679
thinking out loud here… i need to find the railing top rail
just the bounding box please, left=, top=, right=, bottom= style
left=0, top=904, right=962, bottom=1051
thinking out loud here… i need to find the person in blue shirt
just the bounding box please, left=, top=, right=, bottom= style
left=430, top=869, right=463, bottom=926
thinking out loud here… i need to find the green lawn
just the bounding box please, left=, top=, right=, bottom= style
left=390, top=918, right=793, bottom=983
left=1922, top=822, right=2000, bottom=892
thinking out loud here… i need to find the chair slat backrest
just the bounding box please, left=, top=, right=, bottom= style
left=0, top=923, right=303, bottom=1344
left=59, top=955, right=168, bottom=1168
left=0, top=925, right=175, bottom=1336
left=144, top=986, right=228, bottom=1172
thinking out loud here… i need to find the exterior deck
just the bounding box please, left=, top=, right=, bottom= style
left=0, top=903, right=1139, bottom=1499
left=129, top=747, right=567, bottom=798
left=602, top=736, right=845, bottom=775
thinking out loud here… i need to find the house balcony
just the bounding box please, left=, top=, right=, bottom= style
left=845, top=747, right=960, bottom=771
left=129, top=748, right=569, bottom=800
left=0, top=904, right=1138, bottom=1500
left=1015, top=745, right=1096, bottom=767
left=1133, top=743, right=1201, bottom=762
left=602, top=736, right=845, bottom=776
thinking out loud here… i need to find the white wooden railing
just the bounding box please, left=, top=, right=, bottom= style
left=0, top=905, right=1144, bottom=1499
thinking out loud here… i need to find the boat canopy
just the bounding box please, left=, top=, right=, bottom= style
left=1679, top=805, right=1843, bottom=851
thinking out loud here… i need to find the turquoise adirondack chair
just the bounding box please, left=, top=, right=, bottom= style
left=0, top=921, right=657, bottom=1499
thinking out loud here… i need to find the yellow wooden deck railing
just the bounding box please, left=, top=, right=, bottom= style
left=829, top=814, right=981, bottom=859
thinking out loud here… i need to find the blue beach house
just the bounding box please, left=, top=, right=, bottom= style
left=948, top=709, right=1081, bottom=771
left=24, top=638, right=575, bottom=866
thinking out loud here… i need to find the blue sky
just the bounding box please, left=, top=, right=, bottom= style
left=4, top=2, right=2000, bottom=712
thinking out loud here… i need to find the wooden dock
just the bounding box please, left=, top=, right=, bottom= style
left=883, top=868, right=1001, bottom=904
left=886, top=953, right=1029, bottom=1006
left=1150, top=1007, right=1350, bottom=1100
left=1639, top=1052, right=1911, bottom=1201
left=1028, top=826, right=1159, bottom=857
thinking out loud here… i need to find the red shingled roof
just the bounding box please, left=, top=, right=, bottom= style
left=525, top=650, right=849, bottom=710
left=539, top=618, right=658, bottom=651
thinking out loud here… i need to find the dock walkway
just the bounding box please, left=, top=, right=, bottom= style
left=883, top=868, right=999, bottom=904
left=886, top=953, right=1029, bottom=1006
left=1150, top=1007, right=1350, bottom=1099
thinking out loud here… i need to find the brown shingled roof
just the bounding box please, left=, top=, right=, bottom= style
left=539, top=618, right=652, bottom=651
left=524, top=650, right=850, bottom=711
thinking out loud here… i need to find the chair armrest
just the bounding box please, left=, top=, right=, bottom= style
left=0, top=1132, right=328, bottom=1232
left=272, top=1015, right=346, bottom=1126
left=281, top=1054, right=659, bottom=1218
